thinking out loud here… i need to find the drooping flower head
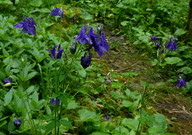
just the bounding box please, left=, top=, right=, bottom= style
left=14, top=17, right=36, bottom=36
left=14, top=119, right=22, bottom=128
left=70, top=42, right=77, bottom=54
left=165, top=37, right=177, bottom=51
left=93, top=32, right=109, bottom=56
left=3, top=77, right=12, bottom=89
left=177, top=76, right=186, bottom=88
left=150, top=35, right=161, bottom=48
left=81, top=53, right=92, bottom=69
left=50, top=98, right=61, bottom=105
left=50, top=8, right=64, bottom=18
left=75, top=25, right=109, bottom=56
left=47, top=45, right=64, bottom=59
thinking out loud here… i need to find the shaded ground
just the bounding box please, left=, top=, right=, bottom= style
left=96, top=33, right=192, bottom=135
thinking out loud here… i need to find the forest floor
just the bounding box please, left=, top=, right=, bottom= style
left=95, top=32, right=192, bottom=135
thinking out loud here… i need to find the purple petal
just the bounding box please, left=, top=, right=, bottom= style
left=14, top=22, right=24, bottom=28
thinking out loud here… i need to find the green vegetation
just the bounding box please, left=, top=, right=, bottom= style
left=0, top=0, right=192, bottom=134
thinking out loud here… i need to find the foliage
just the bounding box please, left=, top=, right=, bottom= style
left=0, top=0, right=190, bottom=134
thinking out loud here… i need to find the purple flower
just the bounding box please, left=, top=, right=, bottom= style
left=93, top=32, right=109, bottom=56
left=81, top=53, right=92, bottom=69
left=14, top=17, right=36, bottom=36
left=104, top=115, right=110, bottom=120
left=50, top=8, right=64, bottom=18
left=3, top=77, right=12, bottom=89
left=14, top=119, right=22, bottom=128
left=75, top=25, right=109, bottom=56
left=50, top=98, right=61, bottom=105
left=165, top=37, right=177, bottom=51
left=47, top=45, right=64, bottom=59
left=177, top=76, right=186, bottom=88
left=75, top=25, right=94, bottom=45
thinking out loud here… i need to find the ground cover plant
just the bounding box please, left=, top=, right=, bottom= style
left=0, top=0, right=192, bottom=135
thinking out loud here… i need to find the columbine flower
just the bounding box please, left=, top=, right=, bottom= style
left=81, top=53, right=92, bottom=69
left=50, top=98, right=61, bottom=105
left=14, top=17, right=36, bottom=36
left=165, top=37, right=177, bottom=51
left=3, top=77, right=12, bottom=89
left=14, top=119, right=22, bottom=128
left=75, top=25, right=94, bottom=45
left=50, top=8, right=64, bottom=18
left=47, top=45, right=64, bottom=59
left=70, top=42, right=77, bottom=54
left=177, top=76, right=186, bottom=88
left=150, top=35, right=161, bottom=48
left=93, top=32, right=109, bottom=56
left=75, top=25, right=109, bottom=56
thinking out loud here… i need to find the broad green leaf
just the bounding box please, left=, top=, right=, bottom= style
left=79, top=69, right=86, bottom=77
left=78, top=109, right=99, bottom=121
left=0, top=0, right=12, bottom=5
left=121, top=21, right=129, bottom=26
left=29, top=0, right=42, bottom=7
left=122, top=118, right=139, bottom=131
left=25, top=71, right=38, bottom=81
left=174, top=28, right=186, bottom=36
left=91, top=132, right=110, bottom=135
left=4, top=90, right=13, bottom=105
left=111, top=82, right=123, bottom=89
left=66, top=100, right=78, bottom=109
left=60, top=119, right=73, bottom=129
left=164, top=57, right=182, bottom=65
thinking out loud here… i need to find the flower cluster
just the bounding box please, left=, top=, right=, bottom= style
left=75, top=25, right=109, bottom=68
left=75, top=25, right=109, bottom=57
left=150, top=35, right=177, bottom=51
left=14, top=8, right=63, bottom=36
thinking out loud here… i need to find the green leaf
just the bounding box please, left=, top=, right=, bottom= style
left=26, top=86, right=35, bottom=95
left=111, top=82, right=123, bottom=89
left=29, top=0, right=42, bottom=7
left=66, top=100, right=78, bottom=109
left=91, top=132, right=110, bottom=135
left=79, top=69, right=86, bottom=77
left=78, top=109, right=99, bottom=121
left=121, top=72, right=139, bottom=77
left=121, top=21, right=129, bottom=26
left=121, top=118, right=139, bottom=131
left=0, top=0, right=12, bottom=5
left=25, top=71, right=38, bottom=81
left=164, top=57, right=182, bottom=65
left=174, top=28, right=186, bottom=36
left=59, top=119, right=73, bottom=129
left=4, top=90, right=13, bottom=105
